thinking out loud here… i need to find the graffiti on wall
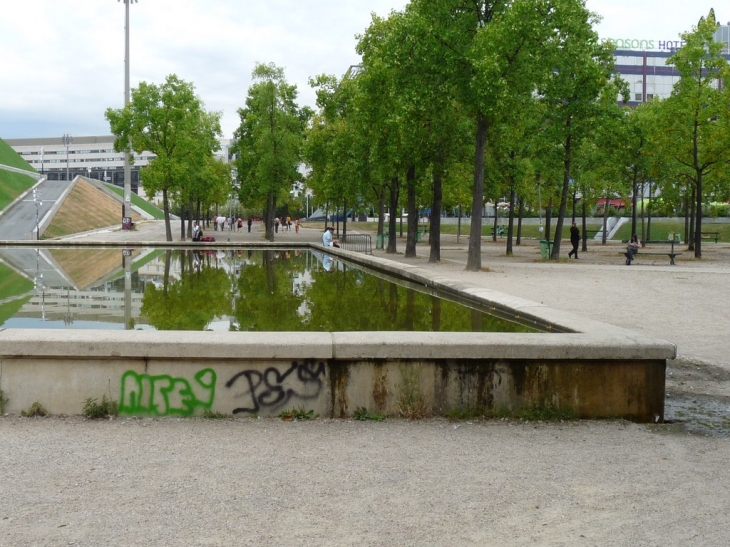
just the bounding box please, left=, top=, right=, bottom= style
left=225, top=361, right=326, bottom=414
left=119, top=368, right=216, bottom=417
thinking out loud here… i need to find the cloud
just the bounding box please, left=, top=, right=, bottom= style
left=0, top=0, right=723, bottom=139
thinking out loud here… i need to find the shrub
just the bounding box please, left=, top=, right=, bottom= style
left=353, top=407, right=385, bottom=421
left=21, top=402, right=49, bottom=417
left=82, top=396, right=118, bottom=419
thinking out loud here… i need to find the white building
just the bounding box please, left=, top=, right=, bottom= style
left=5, top=135, right=233, bottom=198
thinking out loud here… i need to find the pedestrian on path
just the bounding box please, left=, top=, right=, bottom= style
left=568, top=222, right=580, bottom=259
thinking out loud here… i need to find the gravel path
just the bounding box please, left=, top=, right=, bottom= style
left=2, top=417, right=729, bottom=546
left=3, top=221, right=728, bottom=546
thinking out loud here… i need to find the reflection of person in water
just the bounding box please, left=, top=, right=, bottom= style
left=322, top=255, right=333, bottom=272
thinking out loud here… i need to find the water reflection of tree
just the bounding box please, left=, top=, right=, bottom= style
left=232, top=250, right=309, bottom=331
left=146, top=249, right=536, bottom=333
left=142, top=250, right=232, bottom=330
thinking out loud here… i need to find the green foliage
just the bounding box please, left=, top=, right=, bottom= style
left=279, top=407, right=317, bottom=421
left=21, top=402, right=49, bottom=417
left=707, top=203, right=729, bottom=218
left=105, top=74, right=224, bottom=241
left=395, top=365, right=428, bottom=419
left=234, top=63, right=306, bottom=241
left=202, top=409, right=230, bottom=419
left=82, top=396, right=118, bottom=419
left=0, top=390, right=8, bottom=414
left=353, top=407, right=385, bottom=421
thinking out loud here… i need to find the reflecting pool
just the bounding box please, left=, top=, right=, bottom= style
left=0, top=247, right=539, bottom=333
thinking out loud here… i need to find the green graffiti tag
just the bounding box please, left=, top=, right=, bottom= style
left=119, top=368, right=217, bottom=417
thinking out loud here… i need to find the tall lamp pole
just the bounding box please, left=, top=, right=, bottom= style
left=61, top=134, right=72, bottom=181
left=119, top=0, right=138, bottom=229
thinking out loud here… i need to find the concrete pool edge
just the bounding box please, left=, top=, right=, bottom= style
left=0, top=242, right=674, bottom=421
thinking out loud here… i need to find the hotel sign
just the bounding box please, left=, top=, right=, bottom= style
left=607, top=38, right=686, bottom=51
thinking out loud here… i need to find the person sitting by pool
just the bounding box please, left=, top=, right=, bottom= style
left=626, top=234, right=640, bottom=265
left=322, top=226, right=340, bottom=247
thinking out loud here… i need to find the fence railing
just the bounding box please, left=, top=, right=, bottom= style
left=340, top=233, right=372, bottom=254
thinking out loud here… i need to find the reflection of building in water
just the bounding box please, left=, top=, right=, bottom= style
left=19, top=278, right=145, bottom=326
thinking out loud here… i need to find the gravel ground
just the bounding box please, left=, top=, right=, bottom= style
left=2, top=417, right=729, bottom=547
left=2, top=221, right=728, bottom=546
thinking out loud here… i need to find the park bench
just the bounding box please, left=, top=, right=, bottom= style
left=701, top=231, right=720, bottom=243
left=620, top=240, right=683, bottom=266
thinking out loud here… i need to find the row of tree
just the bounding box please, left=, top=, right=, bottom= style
left=106, top=4, right=730, bottom=261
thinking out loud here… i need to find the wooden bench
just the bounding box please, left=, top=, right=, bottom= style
left=701, top=231, right=720, bottom=243
left=620, top=240, right=683, bottom=265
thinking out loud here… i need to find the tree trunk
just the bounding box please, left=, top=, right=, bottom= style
left=602, top=192, right=609, bottom=245
left=631, top=171, right=638, bottom=238
left=646, top=181, right=652, bottom=241
left=688, top=186, right=696, bottom=251
left=180, top=204, right=186, bottom=241
left=492, top=204, right=498, bottom=242
left=429, top=157, right=443, bottom=263
left=405, top=165, right=418, bottom=258
left=162, top=189, right=172, bottom=242
left=387, top=177, right=399, bottom=254
left=545, top=197, right=552, bottom=243
left=342, top=198, right=347, bottom=238
left=551, top=118, right=572, bottom=260
left=581, top=200, right=588, bottom=253
left=516, top=196, right=523, bottom=246
left=187, top=195, right=194, bottom=239
left=466, top=112, right=488, bottom=271
left=506, top=186, right=515, bottom=256
left=694, top=173, right=702, bottom=258
left=377, top=188, right=386, bottom=244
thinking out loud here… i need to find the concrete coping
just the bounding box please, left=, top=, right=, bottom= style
left=0, top=329, right=676, bottom=361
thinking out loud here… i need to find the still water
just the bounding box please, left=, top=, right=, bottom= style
left=0, top=247, right=538, bottom=333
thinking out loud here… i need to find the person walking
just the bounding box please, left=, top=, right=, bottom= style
left=247, top=218, right=253, bottom=233
left=568, top=222, right=580, bottom=259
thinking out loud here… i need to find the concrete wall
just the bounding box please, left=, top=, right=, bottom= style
left=0, top=330, right=670, bottom=422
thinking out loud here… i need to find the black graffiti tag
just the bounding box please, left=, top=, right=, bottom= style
left=225, top=361, right=326, bottom=414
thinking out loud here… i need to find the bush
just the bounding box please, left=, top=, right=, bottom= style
left=22, top=402, right=49, bottom=417
left=82, top=396, right=118, bottom=419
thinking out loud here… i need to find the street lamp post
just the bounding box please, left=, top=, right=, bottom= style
left=119, top=0, right=138, bottom=229
left=61, top=134, right=72, bottom=181
left=32, top=188, right=42, bottom=240
left=40, top=147, right=44, bottom=175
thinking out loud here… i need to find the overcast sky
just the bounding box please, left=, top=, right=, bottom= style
left=0, top=0, right=724, bottom=140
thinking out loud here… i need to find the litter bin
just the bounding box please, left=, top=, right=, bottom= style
left=416, top=231, right=423, bottom=243
left=539, top=240, right=553, bottom=259
left=122, top=216, right=132, bottom=231
left=377, top=234, right=389, bottom=249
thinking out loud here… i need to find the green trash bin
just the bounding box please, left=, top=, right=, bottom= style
left=376, top=234, right=389, bottom=249
left=416, top=231, right=423, bottom=243
left=540, top=240, right=553, bottom=259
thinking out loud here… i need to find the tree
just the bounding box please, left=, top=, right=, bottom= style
left=105, top=74, right=222, bottom=241
left=659, top=10, right=730, bottom=258
left=407, top=0, right=597, bottom=270
left=234, top=63, right=306, bottom=242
